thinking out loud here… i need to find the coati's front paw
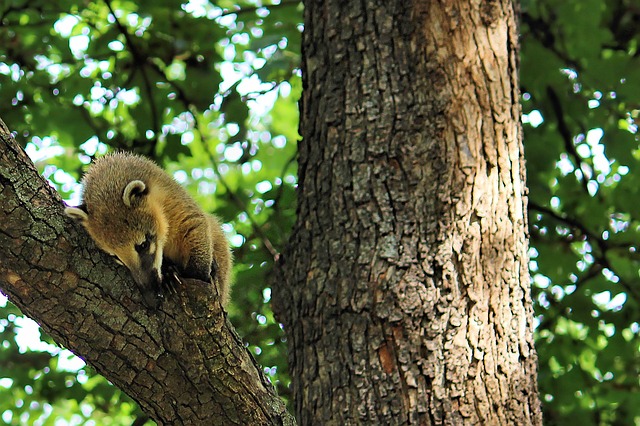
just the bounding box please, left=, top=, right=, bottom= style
left=161, top=263, right=181, bottom=295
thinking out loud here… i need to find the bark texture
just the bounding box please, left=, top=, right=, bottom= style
left=273, top=0, right=542, bottom=424
left=0, top=119, right=294, bottom=425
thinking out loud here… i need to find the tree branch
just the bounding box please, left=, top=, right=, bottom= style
left=0, top=118, right=294, bottom=425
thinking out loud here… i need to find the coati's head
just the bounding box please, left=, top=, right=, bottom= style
left=65, top=176, right=169, bottom=290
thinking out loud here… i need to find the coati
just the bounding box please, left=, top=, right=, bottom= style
left=65, top=152, right=232, bottom=307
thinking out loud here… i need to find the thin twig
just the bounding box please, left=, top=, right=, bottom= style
left=545, top=86, right=591, bottom=195
left=530, top=201, right=640, bottom=303
left=104, top=0, right=160, bottom=153
left=191, top=115, right=279, bottom=259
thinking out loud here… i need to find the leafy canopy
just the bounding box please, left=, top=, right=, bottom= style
left=522, top=0, right=640, bottom=424
left=0, top=0, right=639, bottom=425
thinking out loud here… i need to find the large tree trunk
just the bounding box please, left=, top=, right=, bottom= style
left=0, top=119, right=294, bottom=425
left=273, top=0, right=542, bottom=424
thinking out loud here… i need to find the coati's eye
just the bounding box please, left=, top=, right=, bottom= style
left=135, top=234, right=154, bottom=253
left=135, top=240, right=150, bottom=253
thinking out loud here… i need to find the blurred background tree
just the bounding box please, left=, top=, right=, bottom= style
left=0, top=0, right=638, bottom=424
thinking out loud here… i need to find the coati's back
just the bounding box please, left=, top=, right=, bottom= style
left=65, top=152, right=232, bottom=306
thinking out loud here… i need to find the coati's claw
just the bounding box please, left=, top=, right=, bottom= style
left=161, top=263, right=182, bottom=295
left=164, top=276, right=180, bottom=294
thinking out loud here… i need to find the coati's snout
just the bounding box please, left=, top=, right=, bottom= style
left=102, top=229, right=166, bottom=293
left=128, top=248, right=163, bottom=290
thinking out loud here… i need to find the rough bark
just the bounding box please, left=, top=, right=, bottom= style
left=273, top=0, right=542, bottom=424
left=0, top=119, right=294, bottom=425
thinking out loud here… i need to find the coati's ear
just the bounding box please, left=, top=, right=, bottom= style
left=64, top=205, right=89, bottom=223
left=123, top=180, right=147, bottom=207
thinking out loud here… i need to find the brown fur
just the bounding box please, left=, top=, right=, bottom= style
left=65, top=152, right=232, bottom=306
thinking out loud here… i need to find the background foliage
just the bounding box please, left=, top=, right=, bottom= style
left=0, top=0, right=638, bottom=424
left=521, top=0, right=640, bottom=424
